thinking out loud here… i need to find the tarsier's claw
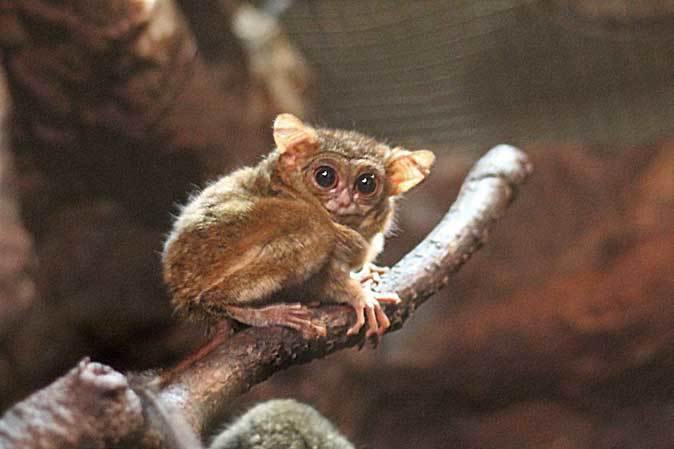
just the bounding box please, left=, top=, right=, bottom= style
left=373, top=305, right=391, bottom=333
left=367, top=263, right=390, bottom=275
left=346, top=304, right=366, bottom=336
left=372, top=291, right=401, bottom=305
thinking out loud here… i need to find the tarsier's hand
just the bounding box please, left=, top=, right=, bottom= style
left=351, top=263, right=390, bottom=288
left=346, top=266, right=401, bottom=341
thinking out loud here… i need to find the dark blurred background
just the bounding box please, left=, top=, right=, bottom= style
left=1, top=1, right=673, bottom=448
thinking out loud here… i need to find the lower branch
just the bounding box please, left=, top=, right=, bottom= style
left=0, top=359, right=144, bottom=449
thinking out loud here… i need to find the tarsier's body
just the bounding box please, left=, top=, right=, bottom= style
left=162, top=114, right=433, bottom=340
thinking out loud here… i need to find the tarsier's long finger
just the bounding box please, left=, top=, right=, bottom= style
left=286, top=308, right=313, bottom=320
left=282, top=311, right=326, bottom=335
left=289, top=320, right=327, bottom=338
left=282, top=303, right=306, bottom=310
left=356, top=272, right=374, bottom=284
left=364, top=304, right=379, bottom=339
left=282, top=306, right=326, bottom=337
left=352, top=263, right=389, bottom=285
left=366, top=305, right=385, bottom=348
left=368, top=264, right=390, bottom=275
left=372, top=291, right=401, bottom=304
left=347, top=305, right=366, bottom=336
left=268, top=303, right=317, bottom=323
left=356, top=271, right=382, bottom=285
left=373, top=305, right=390, bottom=336
left=285, top=314, right=311, bottom=326
left=351, top=271, right=373, bottom=285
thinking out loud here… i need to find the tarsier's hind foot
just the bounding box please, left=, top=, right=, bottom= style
left=225, top=304, right=327, bottom=339
left=346, top=289, right=401, bottom=341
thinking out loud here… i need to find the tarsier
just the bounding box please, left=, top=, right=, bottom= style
left=162, top=113, right=434, bottom=346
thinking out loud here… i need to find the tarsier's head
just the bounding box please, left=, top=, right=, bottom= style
left=272, top=114, right=435, bottom=236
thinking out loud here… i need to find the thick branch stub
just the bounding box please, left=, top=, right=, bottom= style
left=0, top=359, right=144, bottom=449
left=159, top=144, right=533, bottom=433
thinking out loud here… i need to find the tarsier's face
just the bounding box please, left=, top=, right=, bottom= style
left=302, top=153, right=388, bottom=226
left=272, top=113, right=435, bottom=232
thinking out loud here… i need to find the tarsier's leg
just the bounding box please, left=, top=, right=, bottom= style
left=193, top=203, right=334, bottom=339
left=224, top=304, right=326, bottom=338
left=158, top=320, right=232, bottom=386
left=185, top=320, right=232, bottom=363
left=159, top=304, right=326, bottom=386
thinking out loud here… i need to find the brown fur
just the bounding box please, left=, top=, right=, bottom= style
left=162, top=114, right=434, bottom=334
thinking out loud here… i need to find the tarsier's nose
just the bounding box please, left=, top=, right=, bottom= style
left=335, top=188, right=351, bottom=207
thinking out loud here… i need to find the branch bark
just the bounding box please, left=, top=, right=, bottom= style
left=0, top=359, right=144, bottom=449
left=0, top=145, right=532, bottom=448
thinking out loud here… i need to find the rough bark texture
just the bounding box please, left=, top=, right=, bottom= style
left=0, top=359, right=144, bottom=449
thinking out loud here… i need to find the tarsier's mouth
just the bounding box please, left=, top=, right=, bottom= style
left=327, top=207, right=364, bottom=226
left=327, top=204, right=362, bottom=217
left=334, top=209, right=360, bottom=216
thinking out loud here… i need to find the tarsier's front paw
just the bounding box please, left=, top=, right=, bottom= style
left=346, top=289, right=401, bottom=341
left=351, top=263, right=390, bottom=288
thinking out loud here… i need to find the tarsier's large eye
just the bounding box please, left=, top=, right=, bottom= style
left=355, top=173, right=377, bottom=195
left=314, top=165, right=337, bottom=189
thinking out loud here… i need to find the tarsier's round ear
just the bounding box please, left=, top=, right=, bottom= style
left=273, top=114, right=319, bottom=159
left=387, top=148, right=435, bottom=195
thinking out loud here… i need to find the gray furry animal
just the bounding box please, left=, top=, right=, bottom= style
left=210, top=399, right=355, bottom=449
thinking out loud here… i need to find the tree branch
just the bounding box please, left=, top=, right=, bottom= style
left=158, top=144, right=533, bottom=433
left=0, top=144, right=532, bottom=448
